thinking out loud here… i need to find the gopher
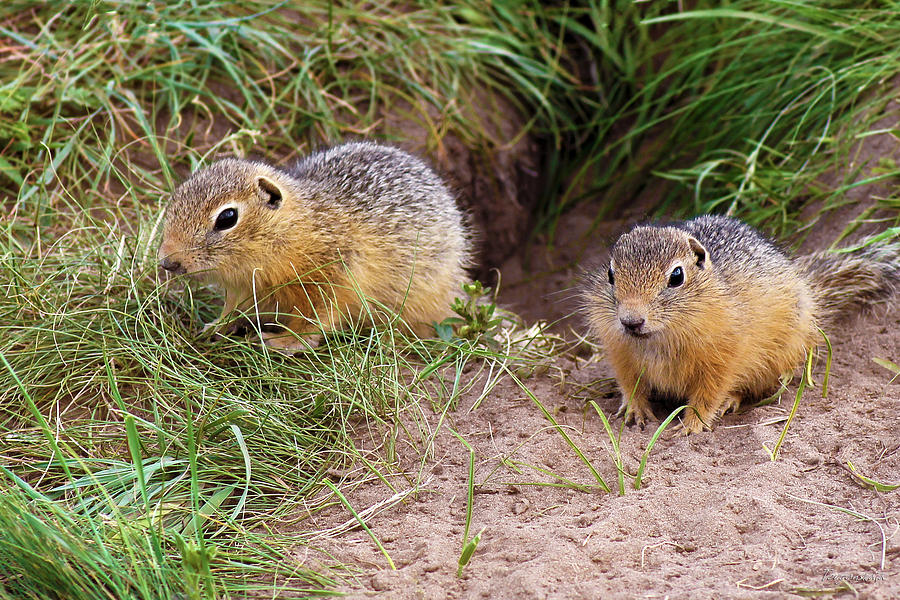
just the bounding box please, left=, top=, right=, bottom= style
left=584, top=215, right=898, bottom=434
left=158, top=141, right=471, bottom=351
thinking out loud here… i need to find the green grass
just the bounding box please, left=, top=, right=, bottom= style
left=0, top=2, right=575, bottom=593
left=0, top=205, right=556, bottom=596
left=532, top=1, right=900, bottom=238
left=0, top=207, right=551, bottom=595
left=3, top=0, right=900, bottom=597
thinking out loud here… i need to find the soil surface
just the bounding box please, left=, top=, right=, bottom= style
left=299, top=199, right=899, bottom=599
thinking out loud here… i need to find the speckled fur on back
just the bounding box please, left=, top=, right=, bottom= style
left=583, top=214, right=898, bottom=434
left=158, top=141, right=472, bottom=350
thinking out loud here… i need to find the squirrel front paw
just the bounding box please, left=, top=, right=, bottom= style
left=617, top=396, right=655, bottom=429
left=672, top=409, right=713, bottom=436
left=201, top=318, right=246, bottom=339
left=261, top=330, right=321, bottom=355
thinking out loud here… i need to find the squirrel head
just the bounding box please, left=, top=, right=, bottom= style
left=588, top=224, right=714, bottom=342
left=158, top=159, right=307, bottom=291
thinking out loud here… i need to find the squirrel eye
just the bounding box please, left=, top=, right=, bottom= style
left=214, top=207, right=238, bottom=231
left=607, top=266, right=615, bottom=286
left=668, top=266, right=684, bottom=287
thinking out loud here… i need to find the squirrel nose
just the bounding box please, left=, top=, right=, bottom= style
left=159, top=257, right=183, bottom=273
left=620, top=315, right=646, bottom=334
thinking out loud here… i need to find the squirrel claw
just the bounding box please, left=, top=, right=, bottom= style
left=672, top=412, right=712, bottom=436
left=625, top=412, right=647, bottom=430
left=670, top=423, right=692, bottom=437
left=620, top=401, right=654, bottom=430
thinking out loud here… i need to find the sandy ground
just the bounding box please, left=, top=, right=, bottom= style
left=298, top=200, right=899, bottom=599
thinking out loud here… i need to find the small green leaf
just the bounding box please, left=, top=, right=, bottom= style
left=847, top=461, right=899, bottom=492
left=873, top=357, right=900, bottom=376
left=457, top=527, right=484, bottom=577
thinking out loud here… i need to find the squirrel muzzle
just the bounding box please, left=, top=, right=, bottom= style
left=158, top=242, right=188, bottom=275
left=617, top=304, right=650, bottom=338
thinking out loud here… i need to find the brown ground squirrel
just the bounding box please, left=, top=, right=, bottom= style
left=583, top=215, right=899, bottom=435
left=158, top=141, right=471, bottom=351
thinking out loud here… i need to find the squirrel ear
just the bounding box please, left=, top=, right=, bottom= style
left=257, top=177, right=283, bottom=209
left=688, top=236, right=707, bottom=268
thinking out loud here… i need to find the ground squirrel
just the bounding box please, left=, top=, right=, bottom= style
left=158, top=141, right=471, bottom=351
left=583, top=214, right=899, bottom=435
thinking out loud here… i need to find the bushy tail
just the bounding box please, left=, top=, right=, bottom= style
left=796, top=240, right=900, bottom=327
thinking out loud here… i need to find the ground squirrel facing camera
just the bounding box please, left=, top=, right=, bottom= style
left=158, top=141, right=471, bottom=351
left=584, top=215, right=899, bottom=435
